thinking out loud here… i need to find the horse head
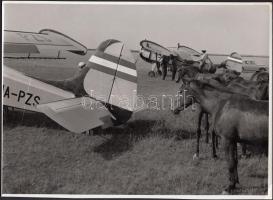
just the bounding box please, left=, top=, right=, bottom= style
left=216, top=69, right=240, bottom=85
left=257, top=80, right=269, bottom=100
left=173, top=82, right=198, bottom=114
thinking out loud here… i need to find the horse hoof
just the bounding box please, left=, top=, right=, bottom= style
left=193, top=154, right=199, bottom=160
left=173, top=110, right=180, bottom=115
left=221, top=190, right=230, bottom=195
left=213, top=155, right=218, bottom=160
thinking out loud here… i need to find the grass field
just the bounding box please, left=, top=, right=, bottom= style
left=2, top=54, right=269, bottom=195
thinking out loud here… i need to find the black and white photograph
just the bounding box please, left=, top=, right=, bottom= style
left=1, top=1, right=272, bottom=198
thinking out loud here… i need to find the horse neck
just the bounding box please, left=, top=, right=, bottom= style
left=176, top=84, right=196, bottom=109
left=197, top=88, right=231, bottom=114
left=180, top=67, right=199, bottom=79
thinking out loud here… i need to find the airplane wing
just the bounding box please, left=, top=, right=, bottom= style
left=37, top=97, right=114, bottom=133
left=4, top=29, right=87, bottom=58
left=139, top=40, right=212, bottom=67
left=176, top=45, right=201, bottom=61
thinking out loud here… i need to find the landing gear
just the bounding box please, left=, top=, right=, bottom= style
left=84, top=126, right=103, bottom=136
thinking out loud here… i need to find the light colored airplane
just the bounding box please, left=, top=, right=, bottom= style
left=139, top=39, right=218, bottom=74
left=3, top=29, right=138, bottom=133
left=139, top=39, right=267, bottom=75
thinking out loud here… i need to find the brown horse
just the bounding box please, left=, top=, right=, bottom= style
left=174, top=82, right=217, bottom=158
left=174, top=68, right=240, bottom=157
left=174, top=77, right=268, bottom=158
left=176, top=65, right=220, bottom=84
left=188, top=80, right=268, bottom=193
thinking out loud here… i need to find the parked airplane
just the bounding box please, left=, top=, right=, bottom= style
left=139, top=39, right=216, bottom=73
left=3, top=29, right=138, bottom=133
left=139, top=39, right=267, bottom=76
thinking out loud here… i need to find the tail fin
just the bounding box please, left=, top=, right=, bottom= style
left=225, top=52, right=243, bottom=73
left=83, top=39, right=138, bottom=112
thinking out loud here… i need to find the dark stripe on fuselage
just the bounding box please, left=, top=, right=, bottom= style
left=95, top=51, right=136, bottom=70
left=90, top=63, right=137, bottom=83
left=115, top=71, right=137, bottom=83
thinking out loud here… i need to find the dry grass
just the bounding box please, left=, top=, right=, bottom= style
left=2, top=53, right=269, bottom=195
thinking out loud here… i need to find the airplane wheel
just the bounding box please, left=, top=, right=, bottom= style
left=148, top=71, right=156, bottom=77
left=93, top=126, right=103, bottom=135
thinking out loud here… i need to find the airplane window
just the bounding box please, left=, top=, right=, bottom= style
left=141, top=49, right=150, bottom=59
left=150, top=52, right=157, bottom=61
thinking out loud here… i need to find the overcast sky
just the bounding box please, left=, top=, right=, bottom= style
left=3, top=2, right=271, bottom=55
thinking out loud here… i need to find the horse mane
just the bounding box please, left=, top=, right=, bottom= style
left=257, top=80, right=269, bottom=100
left=191, top=79, right=236, bottom=94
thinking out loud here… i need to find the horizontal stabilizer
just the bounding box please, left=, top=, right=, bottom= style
left=3, top=65, right=75, bottom=112
left=37, top=97, right=114, bottom=133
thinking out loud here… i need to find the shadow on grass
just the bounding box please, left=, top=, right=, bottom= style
left=3, top=108, right=64, bottom=130
left=3, top=108, right=195, bottom=161
left=93, top=119, right=194, bottom=160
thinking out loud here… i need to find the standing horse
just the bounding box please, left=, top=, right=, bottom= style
left=174, top=68, right=239, bottom=158
left=174, top=77, right=268, bottom=159
left=174, top=81, right=218, bottom=159
left=188, top=80, right=268, bottom=194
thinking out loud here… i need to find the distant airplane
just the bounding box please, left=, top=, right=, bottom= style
left=3, top=29, right=138, bottom=133
left=139, top=39, right=216, bottom=73
left=139, top=39, right=267, bottom=75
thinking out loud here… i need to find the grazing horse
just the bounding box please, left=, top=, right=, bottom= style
left=188, top=80, right=268, bottom=193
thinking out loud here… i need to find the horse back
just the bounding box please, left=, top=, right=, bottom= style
left=214, top=95, right=268, bottom=143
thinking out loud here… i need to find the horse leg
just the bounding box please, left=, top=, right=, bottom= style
left=222, top=138, right=238, bottom=194
left=156, top=63, right=162, bottom=76
left=173, top=106, right=183, bottom=115
left=211, top=130, right=218, bottom=158
left=193, top=111, right=203, bottom=159
left=235, top=143, right=239, bottom=184
left=216, top=135, right=219, bottom=149
left=176, top=74, right=181, bottom=83
left=162, top=64, right=167, bottom=80
left=241, top=144, right=247, bottom=158
left=204, top=113, right=209, bottom=143
left=172, top=65, right=177, bottom=81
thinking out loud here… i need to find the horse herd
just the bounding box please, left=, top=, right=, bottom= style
left=158, top=62, right=269, bottom=194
